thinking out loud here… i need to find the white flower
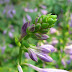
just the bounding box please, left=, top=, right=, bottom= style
left=18, top=65, right=23, bottom=72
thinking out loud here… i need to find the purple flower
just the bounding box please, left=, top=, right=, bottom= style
left=64, top=45, right=72, bottom=55
left=51, top=37, right=58, bottom=46
left=4, top=0, right=10, bottom=3
left=41, top=34, right=49, bottom=40
left=66, top=59, right=71, bottom=64
left=37, top=46, right=51, bottom=53
left=24, top=8, right=28, bottom=12
left=34, top=8, right=38, bottom=12
left=28, top=9, right=34, bottom=12
left=21, top=22, right=30, bottom=38
left=70, top=55, right=72, bottom=60
left=3, top=5, right=16, bottom=18
left=61, top=59, right=66, bottom=68
left=35, top=18, right=38, bottom=24
left=8, top=32, right=13, bottom=38
left=24, top=8, right=37, bottom=12
left=28, top=49, right=38, bottom=62
left=26, top=64, right=69, bottom=72
left=50, top=28, right=57, bottom=34
left=35, top=33, right=49, bottom=40
left=40, top=44, right=55, bottom=53
left=0, top=0, right=4, bottom=4
left=25, top=52, right=30, bottom=59
left=69, top=13, right=72, bottom=27
left=1, top=46, right=6, bottom=54
left=29, top=24, right=35, bottom=32
left=3, top=30, right=7, bottom=34
left=0, top=0, right=10, bottom=4
left=7, top=9, right=16, bottom=18
left=26, top=14, right=32, bottom=21
left=40, top=5, right=47, bottom=9
left=28, top=44, right=54, bottom=62
left=41, top=9, right=48, bottom=15
left=68, top=0, right=72, bottom=2
left=9, top=25, right=15, bottom=32
left=37, top=53, right=53, bottom=62
left=42, top=69, right=69, bottom=72
left=23, top=17, right=27, bottom=24
left=9, top=44, right=13, bottom=48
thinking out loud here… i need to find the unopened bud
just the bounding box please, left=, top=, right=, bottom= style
left=37, top=53, right=53, bottom=62
left=50, top=15, right=57, bottom=19
left=41, top=23, right=49, bottom=29
left=29, top=49, right=38, bottom=62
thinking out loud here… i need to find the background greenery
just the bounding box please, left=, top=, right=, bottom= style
left=0, top=0, right=72, bottom=72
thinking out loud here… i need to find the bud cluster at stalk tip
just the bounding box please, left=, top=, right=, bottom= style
left=21, top=14, right=57, bottom=40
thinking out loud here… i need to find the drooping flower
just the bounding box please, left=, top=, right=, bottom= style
left=25, top=63, right=69, bottom=72
left=28, top=44, right=54, bottom=62
left=28, top=49, right=38, bottom=62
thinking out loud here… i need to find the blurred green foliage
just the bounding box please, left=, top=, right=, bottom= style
left=0, top=0, right=72, bottom=72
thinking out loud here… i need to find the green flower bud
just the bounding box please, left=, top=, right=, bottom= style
left=50, top=15, right=57, bottom=19
left=22, top=40, right=30, bottom=48
left=15, top=37, right=18, bottom=44
left=53, top=19, right=57, bottom=23
left=40, top=29, right=48, bottom=34
left=51, top=24, right=55, bottom=27
left=30, top=33, right=38, bottom=39
left=42, top=16, right=47, bottom=23
left=40, top=15, right=45, bottom=18
left=38, top=15, right=45, bottom=23
left=15, top=37, right=21, bottom=47
left=17, top=42, right=21, bottom=47
left=38, top=17, right=42, bottom=23
left=24, top=48, right=28, bottom=52
left=35, top=23, right=41, bottom=31
left=41, top=23, right=49, bottom=29
left=47, top=13, right=52, bottom=17
left=47, top=18, right=54, bottom=24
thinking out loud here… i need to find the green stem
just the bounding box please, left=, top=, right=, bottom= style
left=19, top=46, right=22, bottom=65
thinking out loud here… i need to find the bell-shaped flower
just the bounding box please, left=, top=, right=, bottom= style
left=28, top=49, right=38, bottom=62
